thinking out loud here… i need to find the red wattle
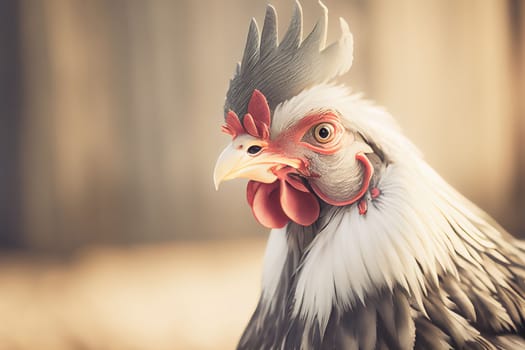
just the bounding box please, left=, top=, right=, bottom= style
left=247, top=173, right=320, bottom=229
left=280, top=180, right=320, bottom=226
left=250, top=181, right=289, bottom=228
left=246, top=181, right=262, bottom=206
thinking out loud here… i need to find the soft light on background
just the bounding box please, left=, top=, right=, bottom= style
left=0, top=0, right=523, bottom=349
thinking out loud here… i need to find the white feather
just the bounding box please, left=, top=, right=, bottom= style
left=261, top=227, right=288, bottom=307
left=259, top=85, right=508, bottom=333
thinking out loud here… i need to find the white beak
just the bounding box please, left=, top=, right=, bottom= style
left=213, top=135, right=301, bottom=190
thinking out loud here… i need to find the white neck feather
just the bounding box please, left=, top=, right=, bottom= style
left=259, top=85, right=507, bottom=332
left=261, top=160, right=504, bottom=332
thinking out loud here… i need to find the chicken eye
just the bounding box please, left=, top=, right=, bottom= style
left=313, top=123, right=335, bottom=143
left=247, top=145, right=262, bottom=155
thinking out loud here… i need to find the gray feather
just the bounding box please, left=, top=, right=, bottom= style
left=279, top=1, right=302, bottom=51
left=442, top=276, right=477, bottom=322
left=470, top=287, right=515, bottom=332
left=414, top=317, right=451, bottom=350
left=259, top=6, right=277, bottom=58
left=376, top=289, right=416, bottom=349
left=240, top=19, right=260, bottom=75
left=301, top=2, right=327, bottom=51
left=490, top=335, right=525, bottom=350
left=224, top=1, right=353, bottom=119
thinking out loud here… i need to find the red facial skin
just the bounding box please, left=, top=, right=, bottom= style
left=266, top=112, right=375, bottom=208
left=222, top=90, right=375, bottom=228
left=270, top=113, right=345, bottom=156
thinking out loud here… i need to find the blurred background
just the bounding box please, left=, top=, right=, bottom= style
left=0, top=0, right=524, bottom=349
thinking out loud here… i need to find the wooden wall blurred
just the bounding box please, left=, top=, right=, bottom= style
left=0, top=1, right=23, bottom=248
left=0, top=0, right=523, bottom=252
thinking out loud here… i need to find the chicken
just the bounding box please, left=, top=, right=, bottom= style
left=213, top=2, right=525, bottom=349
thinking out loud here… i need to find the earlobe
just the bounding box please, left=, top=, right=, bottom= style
left=309, top=151, right=374, bottom=207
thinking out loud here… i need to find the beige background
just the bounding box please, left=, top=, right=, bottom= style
left=0, top=0, right=523, bottom=349
left=13, top=0, right=525, bottom=250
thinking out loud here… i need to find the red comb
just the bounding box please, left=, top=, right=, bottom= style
left=222, top=90, right=271, bottom=140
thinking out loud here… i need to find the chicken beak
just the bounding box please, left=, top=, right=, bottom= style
left=213, top=135, right=301, bottom=190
